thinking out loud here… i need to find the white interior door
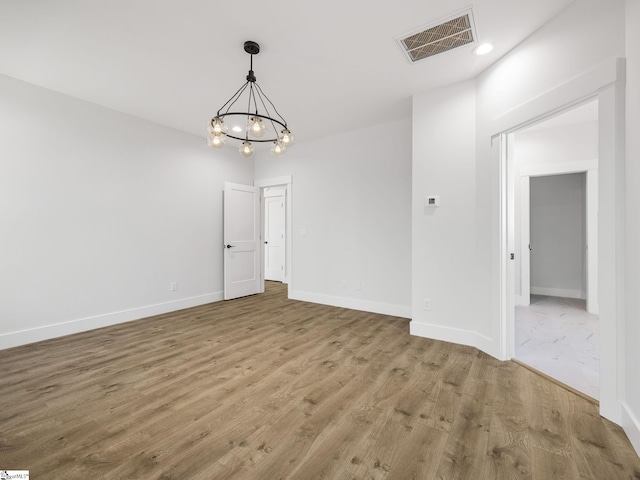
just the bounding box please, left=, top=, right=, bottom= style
left=264, top=192, right=285, bottom=282
left=224, top=182, right=262, bottom=300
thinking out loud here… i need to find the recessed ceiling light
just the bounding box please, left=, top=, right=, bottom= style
left=474, top=43, right=493, bottom=55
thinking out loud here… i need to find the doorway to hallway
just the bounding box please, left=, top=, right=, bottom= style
left=508, top=100, right=600, bottom=400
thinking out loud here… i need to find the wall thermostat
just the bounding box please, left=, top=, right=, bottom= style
left=426, top=195, right=440, bottom=207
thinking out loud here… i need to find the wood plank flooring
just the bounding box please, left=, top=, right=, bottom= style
left=1, top=282, right=638, bottom=479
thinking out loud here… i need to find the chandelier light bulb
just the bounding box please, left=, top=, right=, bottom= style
left=209, top=117, right=227, bottom=135
left=280, top=129, right=295, bottom=146
left=270, top=140, right=286, bottom=157
left=207, top=132, right=225, bottom=149
left=239, top=140, right=255, bottom=158
left=248, top=116, right=266, bottom=138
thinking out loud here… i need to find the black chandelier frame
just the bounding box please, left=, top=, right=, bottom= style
left=210, top=41, right=290, bottom=143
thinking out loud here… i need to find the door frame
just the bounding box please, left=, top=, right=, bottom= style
left=494, top=58, right=625, bottom=424
left=255, top=175, right=293, bottom=287
left=517, top=160, right=598, bottom=314
left=263, top=186, right=287, bottom=282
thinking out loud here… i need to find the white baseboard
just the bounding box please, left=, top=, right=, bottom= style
left=621, top=401, right=640, bottom=457
left=530, top=286, right=585, bottom=299
left=289, top=290, right=411, bottom=319
left=409, top=320, right=499, bottom=360
left=0, top=292, right=224, bottom=350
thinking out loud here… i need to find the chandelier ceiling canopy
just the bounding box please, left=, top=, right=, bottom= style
left=207, top=41, right=294, bottom=158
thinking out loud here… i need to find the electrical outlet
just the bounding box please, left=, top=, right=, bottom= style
left=354, top=280, right=361, bottom=291
left=423, top=298, right=431, bottom=310
left=170, top=282, right=177, bottom=291
left=340, top=279, right=347, bottom=289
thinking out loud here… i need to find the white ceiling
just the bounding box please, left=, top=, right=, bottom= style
left=0, top=0, right=576, bottom=144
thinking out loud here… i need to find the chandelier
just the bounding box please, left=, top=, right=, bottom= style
left=207, top=41, right=294, bottom=158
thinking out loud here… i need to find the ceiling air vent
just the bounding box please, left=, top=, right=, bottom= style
left=396, top=9, right=477, bottom=63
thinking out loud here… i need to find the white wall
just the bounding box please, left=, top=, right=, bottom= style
left=475, top=0, right=625, bottom=123
left=514, top=121, right=598, bottom=167
left=529, top=173, right=586, bottom=298
left=0, top=74, right=253, bottom=349
left=254, top=118, right=412, bottom=318
left=623, top=0, right=640, bottom=455
left=410, top=80, right=488, bottom=349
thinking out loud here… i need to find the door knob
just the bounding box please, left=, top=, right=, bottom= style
left=225, top=244, right=236, bottom=249
left=264, top=241, right=269, bottom=244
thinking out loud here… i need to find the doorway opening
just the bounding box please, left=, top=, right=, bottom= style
left=262, top=185, right=287, bottom=284
left=497, top=59, right=625, bottom=422
left=222, top=176, right=292, bottom=300
left=507, top=100, right=600, bottom=399
left=255, top=176, right=292, bottom=290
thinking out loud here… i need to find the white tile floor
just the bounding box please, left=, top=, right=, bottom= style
left=515, top=295, right=599, bottom=400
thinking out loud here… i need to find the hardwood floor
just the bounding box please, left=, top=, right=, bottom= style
left=1, top=282, right=638, bottom=479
